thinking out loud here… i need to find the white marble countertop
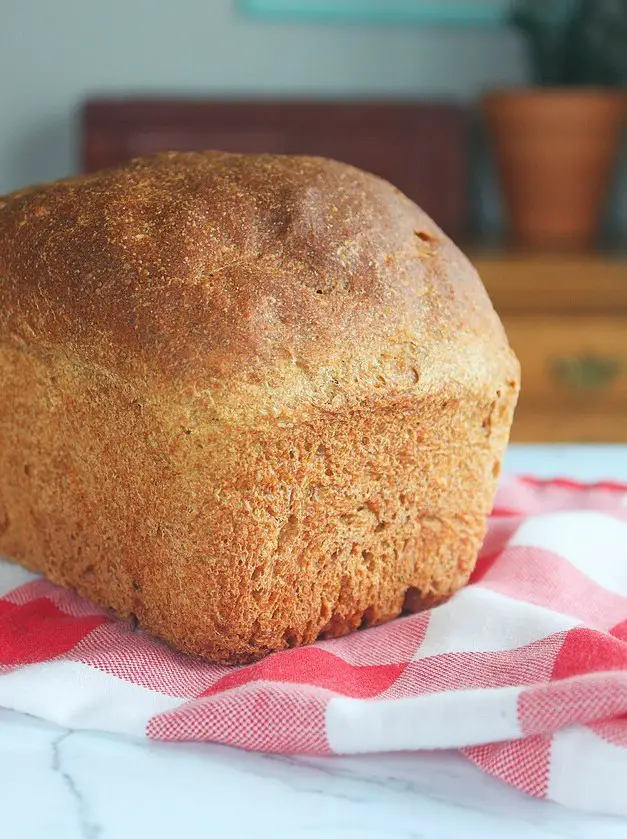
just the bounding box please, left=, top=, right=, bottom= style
left=3, top=445, right=627, bottom=839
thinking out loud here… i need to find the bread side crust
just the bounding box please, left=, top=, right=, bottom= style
left=0, top=341, right=517, bottom=662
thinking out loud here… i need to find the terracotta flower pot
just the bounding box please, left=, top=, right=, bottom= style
left=483, top=89, right=626, bottom=250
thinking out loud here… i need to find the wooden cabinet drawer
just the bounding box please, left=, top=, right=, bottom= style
left=503, top=315, right=627, bottom=442
left=474, top=251, right=627, bottom=442
left=504, top=315, right=627, bottom=408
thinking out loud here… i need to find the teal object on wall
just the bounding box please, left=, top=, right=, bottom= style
left=241, top=0, right=509, bottom=26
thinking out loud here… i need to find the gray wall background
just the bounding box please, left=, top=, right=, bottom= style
left=0, top=0, right=624, bottom=235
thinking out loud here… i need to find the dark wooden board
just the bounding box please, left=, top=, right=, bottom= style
left=82, top=99, right=469, bottom=239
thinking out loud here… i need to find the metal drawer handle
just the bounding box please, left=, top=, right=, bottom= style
left=550, top=355, right=622, bottom=392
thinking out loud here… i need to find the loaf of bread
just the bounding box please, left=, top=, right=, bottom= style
left=0, top=151, right=519, bottom=663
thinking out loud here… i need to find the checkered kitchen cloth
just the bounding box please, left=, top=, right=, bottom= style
left=0, top=475, right=626, bottom=816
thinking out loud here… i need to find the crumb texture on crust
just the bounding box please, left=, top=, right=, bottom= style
left=0, top=152, right=520, bottom=663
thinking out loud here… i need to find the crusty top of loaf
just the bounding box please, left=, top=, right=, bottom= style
left=0, top=151, right=518, bottom=416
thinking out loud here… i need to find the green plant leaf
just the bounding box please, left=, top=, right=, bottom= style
left=510, top=0, right=627, bottom=86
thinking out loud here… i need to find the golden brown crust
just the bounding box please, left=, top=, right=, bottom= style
left=0, top=151, right=519, bottom=663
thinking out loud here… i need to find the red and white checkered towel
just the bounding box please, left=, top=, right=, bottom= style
left=1, top=475, right=626, bottom=816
